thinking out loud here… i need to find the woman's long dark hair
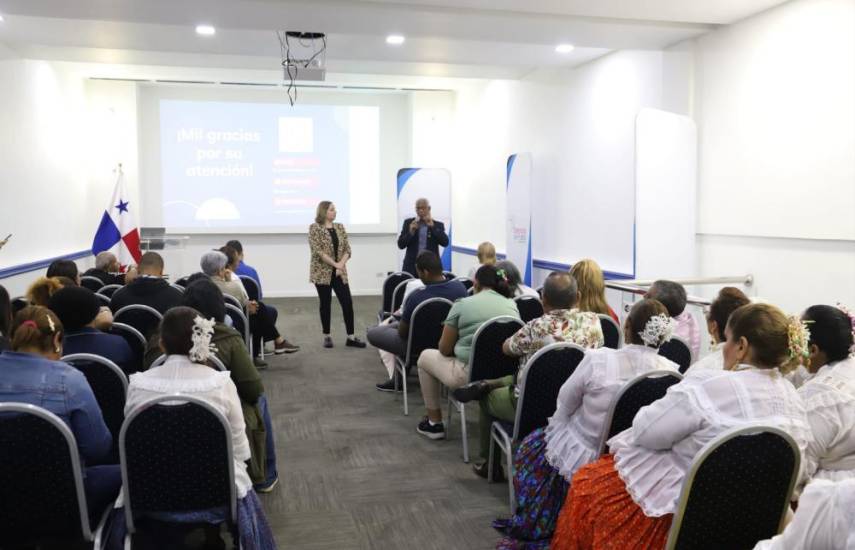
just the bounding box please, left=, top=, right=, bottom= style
left=475, top=265, right=513, bottom=299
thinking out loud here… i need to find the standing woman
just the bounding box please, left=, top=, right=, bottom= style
left=309, top=201, right=366, bottom=349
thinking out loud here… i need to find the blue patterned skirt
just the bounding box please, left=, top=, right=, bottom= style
left=493, top=428, right=569, bottom=549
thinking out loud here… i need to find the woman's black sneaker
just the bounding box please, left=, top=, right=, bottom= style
left=346, top=337, right=367, bottom=348
left=416, top=416, right=446, bottom=440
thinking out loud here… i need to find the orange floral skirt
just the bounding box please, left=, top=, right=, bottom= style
left=551, top=455, right=673, bottom=550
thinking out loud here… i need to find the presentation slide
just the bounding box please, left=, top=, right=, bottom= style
left=158, top=99, right=380, bottom=229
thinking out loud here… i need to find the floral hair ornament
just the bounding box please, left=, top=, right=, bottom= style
left=638, top=314, right=675, bottom=347
left=45, top=314, right=56, bottom=333
left=189, top=316, right=218, bottom=363
left=786, top=315, right=811, bottom=365
left=836, top=303, right=855, bottom=355
left=495, top=268, right=508, bottom=282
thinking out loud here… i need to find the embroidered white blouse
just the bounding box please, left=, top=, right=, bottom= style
left=684, top=342, right=725, bottom=375
left=754, top=478, right=855, bottom=550
left=544, top=345, right=680, bottom=482
left=125, top=355, right=253, bottom=498
left=608, top=365, right=811, bottom=517
left=799, top=357, right=855, bottom=484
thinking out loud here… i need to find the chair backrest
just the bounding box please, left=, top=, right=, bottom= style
left=97, top=284, right=123, bottom=298
left=225, top=303, right=251, bottom=351
left=114, top=304, right=163, bottom=339
left=380, top=272, right=413, bottom=314
left=598, top=314, right=622, bottom=350
left=514, top=295, right=544, bottom=323
left=468, top=316, right=527, bottom=382
left=0, top=403, right=93, bottom=544
left=665, top=426, right=800, bottom=550
left=223, top=293, right=243, bottom=310
left=659, top=336, right=693, bottom=373
left=403, top=298, right=454, bottom=366
left=151, top=354, right=227, bottom=372
left=239, top=275, right=260, bottom=301
left=108, top=322, right=146, bottom=373
left=513, top=343, right=586, bottom=442
left=170, top=283, right=185, bottom=293
left=62, top=353, right=128, bottom=451
left=454, top=277, right=474, bottom=291
left=391, top=279, right=411, bottom=313
left=598, top=370, right=683, bottom=455
left=120, top=395, right=236, bottom=532
left=80, top=275, right=105, bottom=292
left=92, top=292, right=110, bottom=307
left=174, top=276, right=191, bottom=288
left=443, top=271, right=456, bottom=280
left=11, top=296, right=29, bottom=314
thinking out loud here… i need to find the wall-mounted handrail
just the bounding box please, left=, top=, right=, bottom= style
left=609, top=275, right=754, bottom=288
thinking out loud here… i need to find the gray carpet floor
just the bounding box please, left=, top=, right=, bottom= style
left=258, top=296, right=509, bottom=550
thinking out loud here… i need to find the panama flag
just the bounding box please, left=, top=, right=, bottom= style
left=91, top=171, right=142, bottom=268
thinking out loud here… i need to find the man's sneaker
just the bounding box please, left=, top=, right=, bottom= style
left=274, top=339, right=299, bottom=354
left=253, top=357, right=268, bottom=370
left=451, top=380, right=491, bottom=403
left=255, top=476, right=278, bottom=494
left=376, top=378, right=402, bottom=393
left=416, top=416, right=446, bottom=440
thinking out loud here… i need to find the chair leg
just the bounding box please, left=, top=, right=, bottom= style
left=402, top=371, right=409, bottom=416
left=460, top=405, right=469, bottom=463
left=506, top=445, right=515, bottom=514
left=446, top=397, right=454, bottom=438
left=488, top=426, right=496, bottom=483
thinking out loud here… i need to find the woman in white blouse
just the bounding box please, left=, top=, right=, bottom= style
left=798, top=305, right=855, bottom=485
left=754, top=478, right=855, bottom=550
left=685, top=286, right=749, bottom=375
left=550, top=303, right=812, bottom=550
left=493, top=299, right=679, bottom=549
left=123, top=307, right=276, bottom=549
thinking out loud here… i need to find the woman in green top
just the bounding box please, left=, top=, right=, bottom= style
left=416, top=264, right=520, bottom=440
left=181, top=278, right=280, bottom=493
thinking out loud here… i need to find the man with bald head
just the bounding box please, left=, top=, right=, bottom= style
left=397, top=198, right=449, bottom=276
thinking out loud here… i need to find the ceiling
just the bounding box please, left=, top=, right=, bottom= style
left=0, top=0, right=791, bottom=79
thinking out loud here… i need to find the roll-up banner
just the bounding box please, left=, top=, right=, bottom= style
left=505, top=153, right=533, bottom=286
left=396, top=168, right=453, bottom=271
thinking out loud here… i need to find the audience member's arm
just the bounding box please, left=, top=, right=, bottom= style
left=438, top=325, right=458, bottom=357
left=93, top=307, right=113, bottom=330
left=225, top=342, right=263, bottom=405
left=222, top=378, right=251, bottom=465
left=630, top=387, right=702, bottom=450
left=754, top=480, right=838, bottom=550
left=67, top=369, right=113, bottom=463
left=502, top=324, right=531, bottom=357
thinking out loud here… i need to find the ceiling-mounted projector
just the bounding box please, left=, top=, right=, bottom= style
left=280, top=31, right=327, bottom=82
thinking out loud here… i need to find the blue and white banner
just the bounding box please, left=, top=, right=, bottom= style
left=506, top=153, right=533, bottom=286
left=397, top=168, right=452, bottom=271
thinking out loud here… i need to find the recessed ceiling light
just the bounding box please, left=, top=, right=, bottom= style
left=196, top=24, right=216, bottom=36
left=555, top=44, right=575, bottom=54
left=386, top=35, right=405, bottom=45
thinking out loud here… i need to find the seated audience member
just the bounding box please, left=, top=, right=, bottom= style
left=46, top=259, right=80, bottom=285
left=646, top=279, right=701, bottom=359
left=798, top=305, right=855, bottom=484
left=488, top=299, right=677, bottom=547
left=495, top=260, right=539, bottom=298
left=26, top=276, right=65, bottom=307
left=181, top=279, right=279, bottom=492
left=370, top=277, right=427, bottom=385
left=48, top=286, right=136, bottom=374
left=753, top=478, right=855, bottom=550
left=220, top=245, right=298, bottom=359
left=452, top=271, right=604, bottom=478
left=467, top=241, right=498, bottom=280
left=227, top=239, right=262, bottom=296
left=0, top=284, right=12, bottom=352
left=83, top=251, right=125, bottom=286
left=202, top=251, right=296, bottom=366
left=110, top=251, right=182, bottom=314
left=569, top=258, right=620, bottom=323
left=122, top=307, right=276, bottom=547
left=0, top=306, right=120, bottom=519
left=685, top=287, right=750, bottom=374
left=369, top=251, right=468, bottom=392
left=415, top=265, right=520, bottom=440
left=550, top=303, right=812, bottom=550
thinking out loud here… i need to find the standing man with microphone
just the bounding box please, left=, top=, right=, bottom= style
left=397, top=198, right=449, bottom=276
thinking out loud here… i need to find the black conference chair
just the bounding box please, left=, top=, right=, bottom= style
left=98, top=284, right=123, bottom=298
left=114, top=304, right=163, bottom=340
left=378, top=271, right=413, bottom=322
left=393, top=297, right=454, bottom=415
left=120, top=395, right=237, bottom=546
left=93, top=292, right=111, bottom=308
left=225, top=303, right=252, bottom=355
left=108, top=322, right=146, bottom=374
left=223, top=293, right=243, bottom=310
left=239, top=276, right=261, bottom=302
left=62, top=353, right=129, bottom=461
left=11, top=296, right=29, bottom=314
left=174, top=276, right=191, bottom=288
left=151, top=353, right=228, bottom=372
left=514, top=295, right=544, bottom=323
left=454, top=277, right=474, bottom=291
left=390, top=280, right=411, bottom=315
left=665, top=426, right=800, bottom=550
left=659, top=336, right=693, bottom=373
left=170, top=283, right=185, bottom=294
left=80, top=275, right=105, bottom=292
left=443, top=271, right=456, bottom=280
left=448, top=315, right=525, bottom=463
left=489, top=342, right=586, bottom=511
left=597, top=370, right=683, bottom=455
left=0, top=403, right=111, bottom=548
left=598, top=313, right=622, bottom=349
